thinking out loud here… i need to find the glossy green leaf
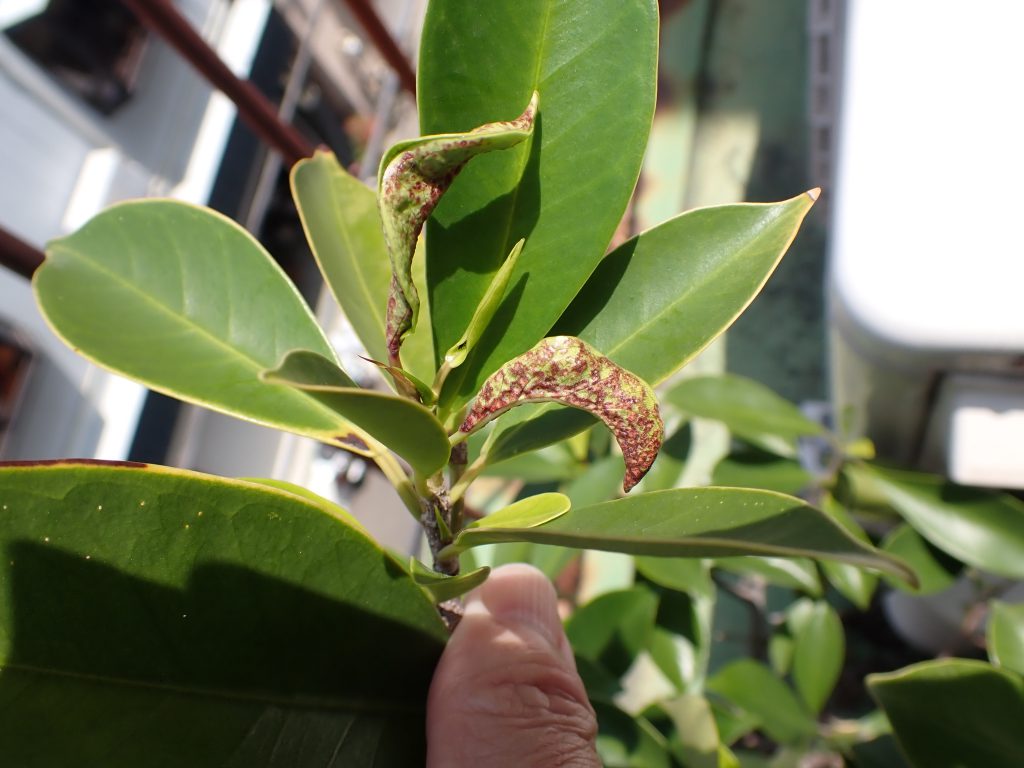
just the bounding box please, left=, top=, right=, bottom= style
left=869, top=660, right=1024, bottom=768
left=0, top=461, right=446, bottom=765
left=441, top=238, right=525, bottom=371
left=409, top=559, right=491, bottom=602
left=880, top=524, right=958, bottom=595
left=856, top=464, right=1024, bottom=579
left=489, top=191, right=819, bottom=459
left=715, top=556, right=822, bottom=596
left=567, top=588, right=659, bottom=678
left=594, top=701, right=673, bottom=768
left=789, top=599, right=844, bottom=714
left=262, top=350, right=450, bottom=475
left=421, top=0, right=659, bottom=410
left=707, top=660, right=816, bottom=745
left=379, top=95, right=537, bottom=364
left=35, top=200, right=354, bottom=444
left=290, top=150, right=390, bottom=363
left=664, top=375, right=822, bottom=458
left=988, top=600, right=1024, bottom=675
left=441, top=492, right=570, bottom=557
left=441, top=488, right=914, bottom=581
left=461, top=336, right=663, bottom=491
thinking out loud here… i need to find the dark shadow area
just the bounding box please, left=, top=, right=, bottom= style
left=1, top=542, right=443, bottom=706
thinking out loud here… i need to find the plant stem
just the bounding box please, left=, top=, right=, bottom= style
left=449, top=455, right=486, bottom=504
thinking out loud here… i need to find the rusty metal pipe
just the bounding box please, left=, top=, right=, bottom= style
left=0, top=227, right=44, bottom=280
left=118, top=0, right=315, bottom=166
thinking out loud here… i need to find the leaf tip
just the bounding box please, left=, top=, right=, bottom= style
left=806, top=187, right=821, bottom=202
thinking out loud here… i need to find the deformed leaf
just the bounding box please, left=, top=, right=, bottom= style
left=442, top=239, right=525, bottom=372
left=378, top=93, right=538, bottom=365
left=262, top=350, right=450, bottom=475
left=460, top=336, right=663, bottom=492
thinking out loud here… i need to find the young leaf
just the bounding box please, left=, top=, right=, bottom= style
left=0, top=461, right=446, bottom=765
left=439, top=492, right=570, bottom=558
left=262, top=350, right=450, bottom=475
left=290, top=150, right=391, bottom=363
left=439, top=487, right=916, bottom=581
left=420, top=0, right=658, bottom=410
left=378, top=93, right=538, bottom=365
left=442, top=238, right=525, bottom=372
left=34, top=200, right=356, bottom=445
left=460, top=336, right=663, bottom=492
left=408, top=559, right=491, bottom=602
left=869, top=660, right=1024, bottom=768
left=361, top=357, right=437, bottom=405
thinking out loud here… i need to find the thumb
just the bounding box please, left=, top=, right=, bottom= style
left=426, top=563, right=600, bottom=767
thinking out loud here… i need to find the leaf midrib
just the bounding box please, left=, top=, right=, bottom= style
left=47, top=241, right=349, bottom=432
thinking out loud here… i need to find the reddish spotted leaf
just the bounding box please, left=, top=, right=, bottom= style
left=460, top=336, right=663, bottom=492
left=378, top=93, right=538, bottom=366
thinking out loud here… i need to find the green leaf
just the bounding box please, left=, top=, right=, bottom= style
left=556, top=193, right=819, bottom=388
left=485, top=407, right=598, bottom=467
left=660, top=694, right=724, bottom=768
left=819, top=495, right=878, bottom=609
left=988, top=600, right=1024, bottom=675
left=707, top=660, right=816, bottom=745
left=0, top=461, right=446, bottom=765
left=408, top=559, right=491, bottom=602
left=567, top=587, right=658, bottom=679
left=489, top=191, right=820, bottom=460
left=635, top=556, right=713, bottom=596
left=361, top=357, right=437, bottom=405
left=869, top=660, right=1024, bottom=768
left=262, top=350, right=450, bottom=475
left=442, top=488, right=915, bottom=581
left=666, top=375, right=822, bottom=458
left=441, top=492, right=570, bottom=557
left=441, top=238, right=525, bottom=372
left=290, top=150, right=390, bottom=363
left=460, top=336, right=663, bottom=491
left=420, top=0, right=659, bottom=410
left=712, top=449, right=811, bottom=496
left=788, top=599, right=844, bottom=714
left=482, top=442, right=584, bottom=483
left=855, top=464, right=1024, bottom=579
left=379, top=94, right=537, bottom=365
left=714, top=556, right=822, bottom=596
left=594, top=701, right=673, bottom=768
left=880, top=524, right=958, bottom=595
left=35, top=200, right=354, bottom=444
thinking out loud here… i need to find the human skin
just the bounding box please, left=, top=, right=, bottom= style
left=426, top=563, right=601, bottom=767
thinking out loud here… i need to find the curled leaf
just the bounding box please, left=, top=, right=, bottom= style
left=460, top=336, right=663, bottom=492
left=378, top=92, right=538, bottom=365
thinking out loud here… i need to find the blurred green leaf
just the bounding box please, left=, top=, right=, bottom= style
left=707, top=660, right=816, bottom=745
left=567, top=588, right=658, bottom=679
left=262, top=350, right=450, bottom=475
left=715, top=556, right=822, bottom=596
left=36, top=200, right=350, bottom=444
left=0, top=461, right=445, bottom=765
left=443, top=488, right=914, bottom=580
left=857, top=464, right=1024, bottom=579
left=636, top=556, right=712, bottom=596
left=483, top=443, right=584, bottom=483
left=665, top=375, right=822, bottom=457
left=788, top=599, right=844, bottom=715
left=594, top=701, right=673, bottom=768
left=661, top=694, right=722, bottom=768
left=988, top=600, right=1024, bottom=675
left=819, top=495, right=878, bottom=610
left=869, top=659, right=1024, bottom=768
left=290, top=150, right=390, bottom=363
left=712, top=449, right=811, bottom=496
left=880, top=524, right=958, bottom=595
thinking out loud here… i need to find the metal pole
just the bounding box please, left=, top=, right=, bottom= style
left=118, top=0, right=315, bottom=166
left=341, top=0, right=417, bottom=97
left=0, top=227, right=44, bottom=281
